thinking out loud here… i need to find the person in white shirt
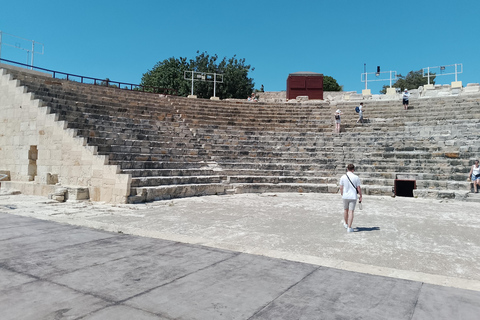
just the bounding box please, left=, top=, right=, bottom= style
left=339, top=164, right=362, bottom=233
left=356, top=103, right=364, bottom=124
left=468, top=160, right=480, bottom=193
left=402, top=89, right=410, bottom=110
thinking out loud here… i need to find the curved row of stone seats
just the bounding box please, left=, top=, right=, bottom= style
left=339, top=97, right=480, bottom=123
left=3, top=64, right=478, bottom=201
left=172, top=98, right=334, bottom=132
left=4, top=67, right=163, bottom=100
left=171, top=95, right=475, bottom=198
left=1, top=66, right=227, bottom=202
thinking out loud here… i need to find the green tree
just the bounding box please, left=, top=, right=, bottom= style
left=140, top=57, right=190, bottom=96
left=140, top=51, right=255, bottom=99
left=380, top=69, right=435, bottom=93
left=323, top=75, right=342, bottom=91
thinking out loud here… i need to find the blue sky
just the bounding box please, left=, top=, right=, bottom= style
left=1, top=0, right=479, bottom=94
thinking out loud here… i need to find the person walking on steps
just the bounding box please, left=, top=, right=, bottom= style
left=334, top=109, right=342, bottom=134
left=340, top=164, right=362, bottom=233
left=402, top=89, right=410, bottom=110
left=356, top=103, right=364, bottom=124
left=468, top=160, right=480, bottom=193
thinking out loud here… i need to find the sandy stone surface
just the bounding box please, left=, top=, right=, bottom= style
left=1, top=192, right=479, bottom=291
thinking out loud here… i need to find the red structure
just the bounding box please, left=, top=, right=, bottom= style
left=286, top=72, right=324, bottom=100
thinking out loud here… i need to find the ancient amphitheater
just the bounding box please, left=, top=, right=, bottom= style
left=1, top=63, right=479, bottom=204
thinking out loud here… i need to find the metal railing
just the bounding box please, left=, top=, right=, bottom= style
left=0, top=58, right=177, bottom=95
left=0, top=174, right=8, bottom=181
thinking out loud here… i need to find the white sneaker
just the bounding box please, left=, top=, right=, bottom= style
left=347, top=227, right=354, bottom=233
left=343, top=222, right=348, bottom=229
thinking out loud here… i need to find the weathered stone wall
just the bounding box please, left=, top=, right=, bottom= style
left=0, top=68, right=131, bottom=203
left=256, top=84, right=480, bottom=103
left=255, top=91, right=356, bottom=103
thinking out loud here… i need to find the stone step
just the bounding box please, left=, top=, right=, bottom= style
left=76, top=128, right=194, bottom=141
left=97, top=145, right=209, bottom=156
left=105, top=152, right=210, bottom=162
left=413, top=189, right=470, bottom=200
left=128, top=183, right=227, bottom=203
left=87, top=137, right=201, bottom=149
left=227, top=175, right=469, bottom=189
left=130, top=175, right=225, bottom=187
left=121, top=168, right=219, bottom=177
left=208, top=151, right=471, bottom=163
left=109, top=160, right=212, bottom=170
left=216, top=161, right=471, bottom=176
left=220, top=168, right=470, bottom=181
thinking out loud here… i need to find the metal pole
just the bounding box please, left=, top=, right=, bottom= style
left=213, top=73, right=216, bottom=98
left=389, top=70, right=392, bottom=88
left=455, top=64, right=458, bottom=82
left=191, top=71, right=194, bottom=96
left=31, top=40, right=35, bottom=69
left=427, top=67, right=430, bottom=85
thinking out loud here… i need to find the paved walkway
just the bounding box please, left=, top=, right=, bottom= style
left=1, top=192, right=479, bottom=319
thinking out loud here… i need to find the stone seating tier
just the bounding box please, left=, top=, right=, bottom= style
left=108, top=160, right=214, bottom=170
left=121, top=168, right=222, bottom=178
left=130, top=175, right=225, bottom=187
left=2, top=65, right=478, bottom=202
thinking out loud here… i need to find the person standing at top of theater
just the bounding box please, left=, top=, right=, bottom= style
left=402, top=89, right=410, bottom=110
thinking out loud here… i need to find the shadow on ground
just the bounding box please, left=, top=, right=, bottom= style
left=356, top=227, right=380, bottom=232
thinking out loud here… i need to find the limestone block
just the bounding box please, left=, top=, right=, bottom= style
left=385, top=88, right=396, bottom=96
left=362, top=89, right=371, bottom=96
left=101, top=187, right=114, bottom=202
left=451, top=81, right=462, bottom=88
left=46, top=173, right=59, bottom=185
left=296, top=96, right=309, bottom=102
left=463, top=83, right=480, bottom=93
left=437, top=191, right=455, bottom=199
left=67, top=187, right=89, bottom=201
left=50, top=194, right=65, bottom=202
left=413, top=189, right=437, bottom=198
left=327, top=184, right=339, bottom=193
left=444, top=140, right=455, bottom=146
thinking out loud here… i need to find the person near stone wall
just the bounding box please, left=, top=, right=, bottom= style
left=468, top=160, right=480, bottom=193
left=334, top=109, right=342, bottom=134
left=339, top=164, right=362, bottom=233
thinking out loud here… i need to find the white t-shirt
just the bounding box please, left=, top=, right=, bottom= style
left=340, top=172, right=361, bottom=200
left=472, top=165, right=480, bottom=176
left=403, top=92, right=410, bottom=100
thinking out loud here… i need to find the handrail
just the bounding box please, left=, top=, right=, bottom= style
left=0, top=174, right=8, bottom=181
left=0, top=58, right=177, bottom=95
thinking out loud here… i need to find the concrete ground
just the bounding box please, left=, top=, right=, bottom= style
left=1, top=192, right=479, bottom=319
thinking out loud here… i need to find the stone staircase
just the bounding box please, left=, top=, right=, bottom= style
left=0, top=66, right=227, bottom=202
left=171, top=95, right=479, bottom=199
left=1, top=64, right=479, bottom=203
